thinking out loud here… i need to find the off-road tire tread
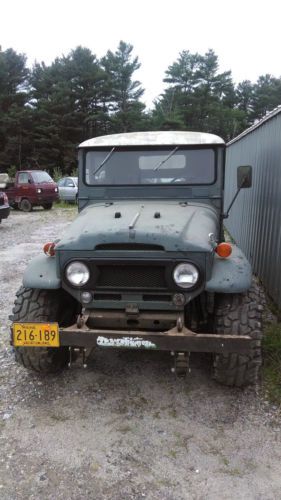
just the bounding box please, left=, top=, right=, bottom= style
left=12, top=287, right=70, bottom=374
left=213, top=281, right=263, bottom=387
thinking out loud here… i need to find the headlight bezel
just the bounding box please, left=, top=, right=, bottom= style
left=173, top=262, right=200, bottom=290
left=65, top=260, right=90, bottom=287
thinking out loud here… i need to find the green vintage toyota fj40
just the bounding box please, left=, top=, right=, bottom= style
left=11, top=131, right=262, bottom=385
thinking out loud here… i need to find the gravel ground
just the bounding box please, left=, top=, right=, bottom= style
left=0, top=208, right=280, bottom=500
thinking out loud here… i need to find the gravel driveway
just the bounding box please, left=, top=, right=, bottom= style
left=0, top=208, right=280, bottom=500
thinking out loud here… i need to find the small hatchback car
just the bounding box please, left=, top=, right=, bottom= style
left=57, top=177, right=78, bottom=202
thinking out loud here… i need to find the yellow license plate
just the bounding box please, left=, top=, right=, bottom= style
left=13, top=323, right=60, bottom=347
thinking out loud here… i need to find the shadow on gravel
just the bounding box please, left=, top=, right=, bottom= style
left=11, top=349, right=245, bottom=424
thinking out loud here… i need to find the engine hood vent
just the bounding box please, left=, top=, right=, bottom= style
left=95, top=243, right=165, bottom=251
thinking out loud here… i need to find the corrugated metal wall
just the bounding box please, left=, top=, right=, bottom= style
left=225, top=109, right=281, bottom=308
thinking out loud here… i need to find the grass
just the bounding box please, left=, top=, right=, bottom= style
left=168, top=408, right=177, bottom=418
left=223, top=227, right=235, bottom=244
left=266, top=297, right=281, bottom=321
left=116, top=424, right=132, bottom=434
left=217, top=467, right=242, bottom=477
left=221, top=456, right=230, bottom=466
left=54, top=200, right=77, bottom=209
left=91, top=461, right=101, bottom=473
left=262, top=322, right=281, bottom=405
left=49, top=412, right=70, bottom=422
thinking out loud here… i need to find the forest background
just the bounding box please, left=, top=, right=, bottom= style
left=1, top=41, right=281, bottom=175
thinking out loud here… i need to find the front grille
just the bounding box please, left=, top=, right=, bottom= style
left=96, top=265, right=166, bottom=289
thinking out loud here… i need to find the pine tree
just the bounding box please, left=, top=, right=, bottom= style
left=153, top=49, right=246, bottom=140
left=0, top=48, right=30, bottom=170
left=101, top=41, right=145, bottom=132
left=29, top=47, right=110, bottom=172
left=251, top=74, right=281, bottom=121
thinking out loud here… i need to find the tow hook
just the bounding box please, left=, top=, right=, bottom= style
left=171, top=351, right=191, bottom=377
left=176, top=316, right=183, bottom=332
left=68, top=347, right=89, bottom=368
left=76, top=312, right=89, bottom=329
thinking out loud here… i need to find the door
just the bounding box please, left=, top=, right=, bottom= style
left=64, top=178, right=77, bottom=201
left=16, top=172, right=33, bottom=202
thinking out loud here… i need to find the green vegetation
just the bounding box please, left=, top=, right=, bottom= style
left=1, top=43, right=281, bottom=174
left=70, top=167, right=78, bottom=178
left=262, top=323, right=281, bottom=405
left=116, top=424, right=132, bottom=434
left=7, top=165, right=17, bottom=179
left=54, top=200, right=77, bottom=209
left=52, top=167, right=63, bottom=182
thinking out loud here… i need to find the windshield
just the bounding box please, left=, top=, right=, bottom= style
left=85, top=148, right=215, bottom=186
left=31, top=171, right=54, bottom=183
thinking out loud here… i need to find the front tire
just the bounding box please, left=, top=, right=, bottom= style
left=213, top=282, right=263, bottom=387
left=11, top=287, right=79, bottom=374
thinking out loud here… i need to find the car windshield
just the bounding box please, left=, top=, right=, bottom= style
left=85, top=148, right=215, bottom=185
left=31, top=171, right=54, bottom=183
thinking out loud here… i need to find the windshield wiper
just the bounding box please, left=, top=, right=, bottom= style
left=92, top=147, right=115, bottom=177
left=153, top=147, right=179, bottom=171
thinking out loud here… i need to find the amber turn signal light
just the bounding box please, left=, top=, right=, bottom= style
left=43, top=242, right=56, bottom=257
left=215, top=242, right=232, bottom=258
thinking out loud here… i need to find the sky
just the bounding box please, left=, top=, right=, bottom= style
left=1, top=0, right=281, bottom=108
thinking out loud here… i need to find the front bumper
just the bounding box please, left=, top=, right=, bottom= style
left=0, top=205, right=10, bottom=220
left=58, top=324, right=252, bottom=353
left=37, top=194, right=59, bottom=204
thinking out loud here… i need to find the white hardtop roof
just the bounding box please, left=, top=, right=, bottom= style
left=79, top=131, right=225, bottom=148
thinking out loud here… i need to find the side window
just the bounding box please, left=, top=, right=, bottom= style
left=18, top=173, right=30, bottom=184
left=57, top=178, right=66, bottom=187
left=65, top=178, right=75, bottom=187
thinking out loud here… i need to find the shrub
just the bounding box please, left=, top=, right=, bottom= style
left=263, top=323, right=281, bottom=404
left=7, top=165, right=17, bottom=179
left=53, top=167, right=63, bottom=182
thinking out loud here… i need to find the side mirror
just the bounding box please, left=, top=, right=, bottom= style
left=28, top=178, right=33, bottom=184
left=224, top=165, right=253, bottom=219
left=237, top=165, right=252, bottom=189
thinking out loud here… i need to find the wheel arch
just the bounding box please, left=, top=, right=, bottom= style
left=23, top=255, right=61, bottom=289
left=206, top=245, right=252, bottom=294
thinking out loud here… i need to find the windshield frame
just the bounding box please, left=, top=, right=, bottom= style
left=83, top=145, right=218, bottom=188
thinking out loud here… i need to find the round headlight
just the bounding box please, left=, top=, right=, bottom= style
left=66, top=261, right=90, bottom=286
left=173, top=263, right=199, bottom=289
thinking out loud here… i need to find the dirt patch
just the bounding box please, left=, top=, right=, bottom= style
left=0, top=208, right=280, bottom=500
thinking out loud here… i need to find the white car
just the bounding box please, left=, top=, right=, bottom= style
left=57, top=177, right=78, bottom=202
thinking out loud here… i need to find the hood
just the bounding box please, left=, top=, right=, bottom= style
left=56, top=201, right=218, bottom=252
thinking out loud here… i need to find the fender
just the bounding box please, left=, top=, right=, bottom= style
left=206, top=245, right=252, bottom=293
left=23, top=255, right=61, bottom=289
